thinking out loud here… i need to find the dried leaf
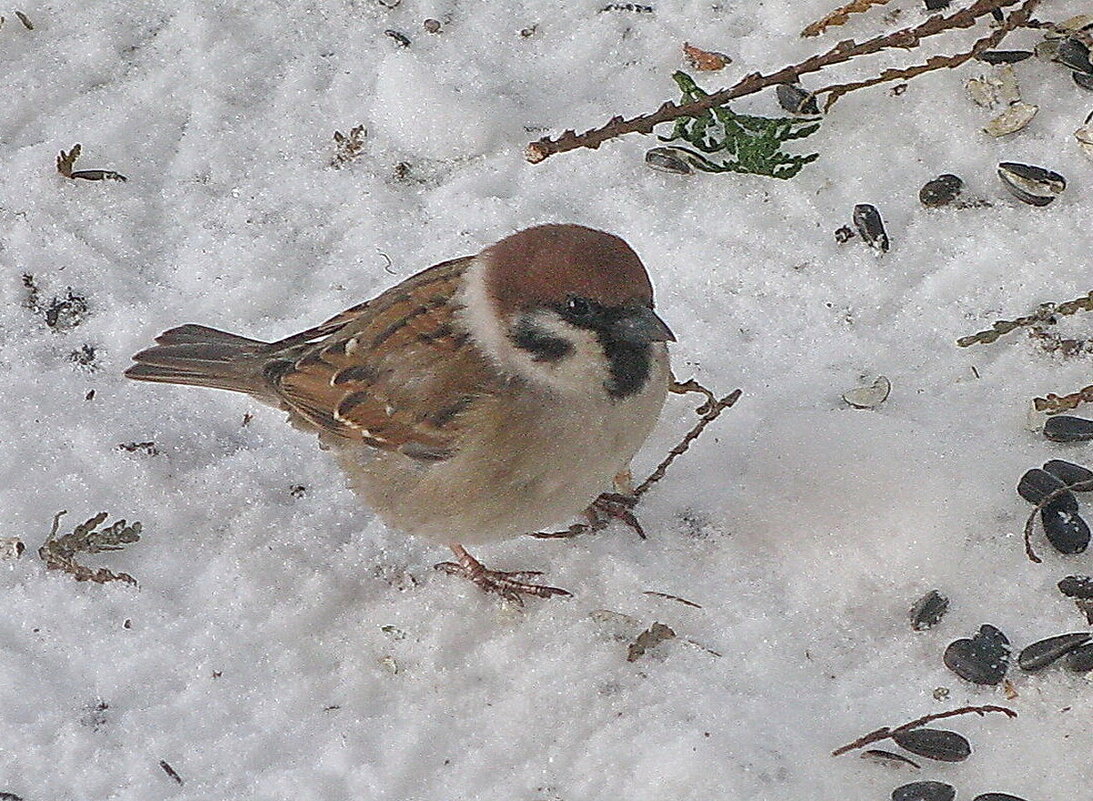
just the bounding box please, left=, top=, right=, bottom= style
left=56, top=144, right=81, bottom=178
left=38, top=510, right=142, bottom=585
left=683, top=42, right=731, bottom=71
left=627, top=622, right=676, bottom=661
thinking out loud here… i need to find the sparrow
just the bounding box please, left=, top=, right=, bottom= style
left=126, top=224, right=674, bottom=601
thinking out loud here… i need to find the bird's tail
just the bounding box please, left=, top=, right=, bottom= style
left=125, top=324, right=274, bottom=398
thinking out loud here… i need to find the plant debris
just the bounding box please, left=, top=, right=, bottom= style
left=957, top=291, right=1093, bottom=347
left=117, top=441, right=159, bottom=456
left=627, top=622, right=676, bottom=661
left=832, top=705, right=1016, bottom=757
left=38, top=511, right=142, bottom=585
left=801, top=0, right=892, bottom=38
left=657, top=72, right=821, bottom=179
left=330, top=125, right=367, bottom=168
left=15, top=10, right=32, bottom=29
left=159, top=760, right=183, bottom=785
left=683, top=42, right=731, bottom=71
left=23, top=274, right=90, bottom=331
left=0, top=538, right=25, bottom=560
left=56, top=144, right=127, bottom=182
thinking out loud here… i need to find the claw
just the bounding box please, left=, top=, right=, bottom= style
left=436, top=545, right=572, bottom=604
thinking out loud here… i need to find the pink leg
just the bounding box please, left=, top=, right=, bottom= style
left=435, top=544, right=572, bottom=604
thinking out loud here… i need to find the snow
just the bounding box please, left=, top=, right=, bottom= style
left=2, top=1, right=1092, bottom=799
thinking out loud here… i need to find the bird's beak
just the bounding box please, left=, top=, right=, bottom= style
left=613, top=306, right=676, bottom=344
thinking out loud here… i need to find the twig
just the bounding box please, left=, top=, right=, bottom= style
left=832, top=705, right=1017, bottom=757
left=525, top=0, right=1021, bottom=163
left=958, top=291, right=1093, bottom=348
left=532, top=383, right=741, bottom=538
left=1035, top=384, right=1093, bottom=414
left=1022, top=478, right=1093, bottom=564
left=802, top=0, right=891, bottom=38
left=633, top=389, right=742, bottom=498
left=817, top=0, right=1040, bottom=110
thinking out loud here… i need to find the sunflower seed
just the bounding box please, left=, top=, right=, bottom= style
left=919, top=174, right=964, bottom=207
left=1043, top=460, right=1093, bottom=488
left=1017, top=468, right=1077, bottom=510
left=983, top=102, right=1038, bottom=137
left=1017, top=632, right=1092, bottom=670
left=910, top=590, right=949, bottom=630
left=891, top=728, right=971, bottom=762
left=893, top=781, right=956, bottom=801
left=1058, top=575, right=1093, bottom=598
left=1041, top=504, right=1091, bottom=554
left=1045, top=415, right=1093, bottom=442
left=852, top=204, right=889, bottom=252
left=943, top=624, right=1009, bottom=684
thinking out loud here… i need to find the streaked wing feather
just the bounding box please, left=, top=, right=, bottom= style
left=268, top=256, right=499, bottom=459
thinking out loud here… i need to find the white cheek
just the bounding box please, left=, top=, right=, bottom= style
left=456, top=257, right=610, bottom=395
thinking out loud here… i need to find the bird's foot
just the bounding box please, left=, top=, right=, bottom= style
left=588, top=492, right=646, bottom=539
left=530, top=492, right=646, bottom=540
left=435, top=544, right=572, bottom=604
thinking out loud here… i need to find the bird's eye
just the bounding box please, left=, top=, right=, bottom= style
left=565, top=296, right=593, bottom=318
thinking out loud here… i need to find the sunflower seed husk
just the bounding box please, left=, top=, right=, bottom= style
left=776, top=83, right=820, bottom=116
left=997, top=162, right=1066, bottom=206
left=852, top=204, right=889, bottom=252
left=910, top=590, right=949, bottom=630
left=1017, top=632, right=1092, bottom=671
left=983, top=102, right=1038, bottom=137
left=645, top=146, right=694, bottom=175
left=1064, top=642, right=1093, bottom=672
left=978, top=50, right=1033, bottom=64
left=1041, top=504, right=1091, bottom=554
left=943, top=624, right=1009, bottom=684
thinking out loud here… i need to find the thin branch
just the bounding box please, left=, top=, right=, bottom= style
left=958, top=292, right=1093, bottom=348
left=801, top=0, right=892, bottom=38
left=832, top=705, right=1017, bottom=757
left=525, top=0, right=1021, bottom=163
left=817, top=0, right=1041, bottom=110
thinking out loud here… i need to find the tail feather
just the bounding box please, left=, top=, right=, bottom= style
left=125, top=325, right=273, bottom=398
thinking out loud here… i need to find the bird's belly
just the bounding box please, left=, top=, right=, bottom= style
left=337, top=365, right=668, bottom=544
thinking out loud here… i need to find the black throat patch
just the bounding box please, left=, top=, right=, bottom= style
left=599, top=336, right=652, bottom=399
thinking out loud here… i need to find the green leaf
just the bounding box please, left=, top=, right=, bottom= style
left=658, top=71, right=822, bottom=179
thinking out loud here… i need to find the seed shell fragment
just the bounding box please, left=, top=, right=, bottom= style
left=893, top=780, right=956, bottom=801
left=983, top=102, right=1038, bottom=137
left=863, top=749, right=921, bottom=769
left=972, top=795, right=1031, bottom=801
left=843, top=376, right=891, bottom=409
left=1058, top=575, right=1093, bottom=598
left=1017, top=632, right=1092, bottom=671
left=910, top=589, right=949, bottom=631
left=775, top=83, right=820, bottom=116
left=891, top=728, right=971, bottom=763
left=919, top=174, right=963, bottom=208
left=978, top=50, right=1033, bottom=64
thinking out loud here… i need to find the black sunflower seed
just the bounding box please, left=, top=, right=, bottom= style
left=1042, top=460, right=1093, bottom=488
left=943, top=624, right=1009, bottom=684
left=1017, top=632, right=1092, bottom=671
left=1041, top=505, right=1091, bottom=554
left=852, top=204, right=889, bottom=252
left=1044, top=415, right=1093, bottom=442
left=893, top=780, right=955, bottom=801
left=1017, top=468, right=1077, bottom=511
left=919, top=174, right=964, bottom=208
left=972, top=794, right=1031, bottom=801
left=891, top=728, right=971, bottom=762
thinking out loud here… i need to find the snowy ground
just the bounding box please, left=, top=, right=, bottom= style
left=2, top=0, right=1092, bottom=798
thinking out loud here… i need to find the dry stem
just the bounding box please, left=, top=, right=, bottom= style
left=1035, top=384, right=1093, bottom=413
left=525, top=0, right=1022, bottom=163
left=832, top=705, right=1017, bottom=757
left=802, top=0, right=892, bottom=38
left=817, top=0, right=1040, bottom=110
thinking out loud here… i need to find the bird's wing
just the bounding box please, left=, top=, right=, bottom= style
left=265, top=256, right=502, bottom=461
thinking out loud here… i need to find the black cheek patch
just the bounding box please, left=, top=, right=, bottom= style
left=510, top=319, right=573, bottom=362
left=601, top=339, right=652, bottom=399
